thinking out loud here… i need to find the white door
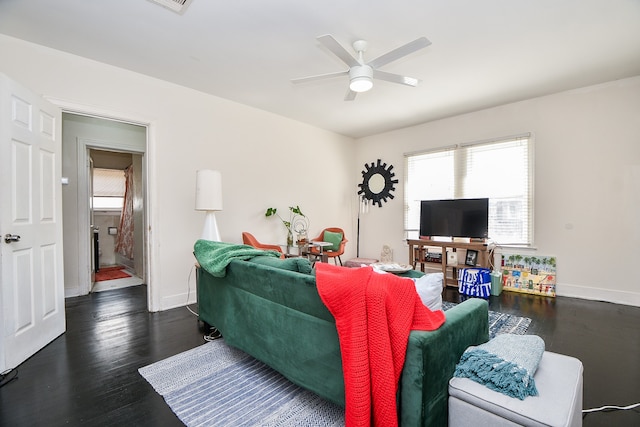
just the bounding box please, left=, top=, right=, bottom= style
left=0, top=74, right=65, bottom=371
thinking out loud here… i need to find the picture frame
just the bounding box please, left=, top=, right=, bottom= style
left=502, top=254, right=557, bottom=297
left=465, top=249, right=478, bottom=266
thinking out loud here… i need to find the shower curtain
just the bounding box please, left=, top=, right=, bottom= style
left=115, top=165, right=134, bottom=260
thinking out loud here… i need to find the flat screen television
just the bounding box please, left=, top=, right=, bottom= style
left=419, top=198, right=489, bottom=239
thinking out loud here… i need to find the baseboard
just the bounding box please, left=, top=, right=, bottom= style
left=161, top=291, right=197, bottom=311
left=557, top=282, right=640, bottom=307
left=64, top=286, right=82, bottom=298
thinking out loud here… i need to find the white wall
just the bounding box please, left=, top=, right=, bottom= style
left=355, top=76, right=640, bottom=307
left=0, top=34, right=355, bottom=311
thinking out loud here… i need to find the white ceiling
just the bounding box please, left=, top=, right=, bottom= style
left=1, top=0, right=639, bottom=138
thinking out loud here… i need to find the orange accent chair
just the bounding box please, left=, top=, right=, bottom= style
left=309, top=227, right=348, bottom=265
left=242, top=232, right=284, bottom=258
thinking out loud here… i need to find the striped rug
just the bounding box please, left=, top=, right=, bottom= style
left=139, top=339, right=344, bottom=427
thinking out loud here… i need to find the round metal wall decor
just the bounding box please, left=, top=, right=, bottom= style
left=357, top=159, right=398, bottom=207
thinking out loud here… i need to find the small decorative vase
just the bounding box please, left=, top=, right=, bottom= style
left=296, top=230, right=308, bottom=246
left=287, top=230, right=294, bottom=247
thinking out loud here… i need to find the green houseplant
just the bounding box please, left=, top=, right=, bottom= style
left=265, top=205, right=308, bottom=247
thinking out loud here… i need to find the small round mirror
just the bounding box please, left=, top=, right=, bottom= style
left=368, top=173, right=385, bottom=194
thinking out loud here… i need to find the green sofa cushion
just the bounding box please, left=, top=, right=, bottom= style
left=249, top=255, right=313, bottom=274
left=323, top=230, right=343, bottom=251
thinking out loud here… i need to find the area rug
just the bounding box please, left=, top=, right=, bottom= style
left=442, top=301, right=532, bottom=339
left=94, top=265, right=131, bottom=282
left=140, top=304, right=531, bottom=427
left=139, top=339, right=345, bottom=427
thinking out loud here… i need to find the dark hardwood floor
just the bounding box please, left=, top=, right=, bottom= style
left=0, top=285, right=203, bottom=427
left=1, top=284, right=638, bottom=426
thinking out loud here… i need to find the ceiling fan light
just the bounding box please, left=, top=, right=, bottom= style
left=349, top=64, right=374, bottom=93
left=350, top=76, right=373, bottom=92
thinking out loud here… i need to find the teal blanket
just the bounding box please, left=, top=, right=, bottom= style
left=194, top=240, right=281, bottom=277
left=454, top=334, right=544, bottom=400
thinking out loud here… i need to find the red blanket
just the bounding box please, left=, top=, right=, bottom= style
left=316, top=263, right=445, bottom=427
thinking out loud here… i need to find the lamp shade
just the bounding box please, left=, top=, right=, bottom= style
left=350, top=76, right=373, bottom=92
left=195, top=169, right=223, bottom=211
left=349, top=65, right=374, bottom=93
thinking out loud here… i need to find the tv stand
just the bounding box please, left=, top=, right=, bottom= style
left=408, top=239, right=495, bottom=288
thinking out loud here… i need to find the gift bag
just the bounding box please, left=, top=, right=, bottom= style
left=458, top=268, right=491, bottom=298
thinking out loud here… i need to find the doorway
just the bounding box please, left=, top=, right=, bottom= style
left=61, top=112, right=148, bottom=299
left=90, top=149, right=145, bottom=293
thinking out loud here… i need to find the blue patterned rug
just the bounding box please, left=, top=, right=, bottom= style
left=442, top=301, right=532, bottom=339
left=140, top=305, right=530, bottom=427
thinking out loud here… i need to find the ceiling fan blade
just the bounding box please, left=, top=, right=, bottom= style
left=291, top=70, right=348, bottom=84
left=317, top=34, right=361, bottom=68
left=373, top=70, right=421, bottom=87
left=344, top=89, right=358, bottom=101
left=368, top=37, right=431, bottom=69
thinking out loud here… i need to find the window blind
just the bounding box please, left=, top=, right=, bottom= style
left=92, top=168, right=125, bottom=210
left=93, top=168, right=125, bottom=197
left=404, top=134, right=533, bottom=245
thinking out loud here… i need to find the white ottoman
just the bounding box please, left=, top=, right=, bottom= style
left=449, top=351, right=583, bottom=427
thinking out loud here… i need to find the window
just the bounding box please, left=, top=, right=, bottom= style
left=404, top=134, right=533, bottom=245
left=92, top=168, right=125, bottom=210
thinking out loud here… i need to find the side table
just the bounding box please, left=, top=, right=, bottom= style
left=304, top=241, right=332, bottom=264
left=344, top=258, right=378, bottom=268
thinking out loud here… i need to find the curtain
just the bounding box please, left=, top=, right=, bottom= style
left=115, top=165, right=134, bottom=259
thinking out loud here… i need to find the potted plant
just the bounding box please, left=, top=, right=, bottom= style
left=265, top=205, right=308, bottom=247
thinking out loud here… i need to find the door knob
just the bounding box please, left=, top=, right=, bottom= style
left=4, top=234, right=21, bottom=243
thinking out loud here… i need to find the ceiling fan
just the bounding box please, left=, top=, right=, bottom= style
left=292, top=34, right=431, bottom=101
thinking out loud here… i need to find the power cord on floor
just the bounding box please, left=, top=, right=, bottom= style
left=186, top=263, right=198, bottom=317
left=583, top=401, right=640, bottom=414
left=204, top=328, right=222, bottom=341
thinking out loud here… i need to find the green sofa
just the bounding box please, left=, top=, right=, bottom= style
left=196, top=256, right=489, bottom=427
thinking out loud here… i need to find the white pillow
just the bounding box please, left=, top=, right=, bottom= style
left=413, top=273, right=443, bottom=311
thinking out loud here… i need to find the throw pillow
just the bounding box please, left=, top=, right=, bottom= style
left=249, top=256, right=313, bottom=274
left=413, top=272, right=443, bottom=311
left=323, top=230, right=343, bottom=252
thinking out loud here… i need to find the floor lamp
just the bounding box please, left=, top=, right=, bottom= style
left=356, top=195, right=369, bottom=257
left=195, top=170, right=223, bottom=241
